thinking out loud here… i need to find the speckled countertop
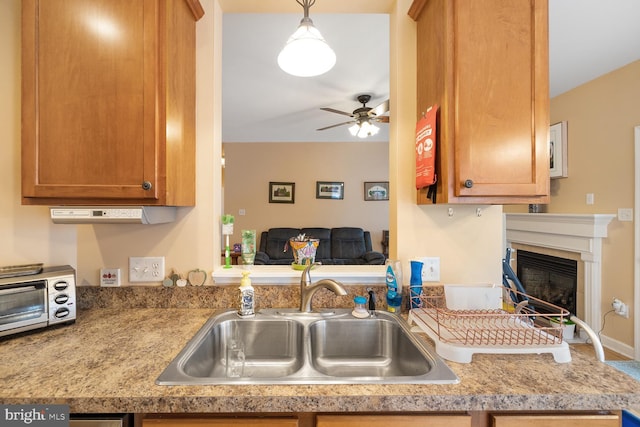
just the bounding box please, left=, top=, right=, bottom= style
left=0, top=286, right=639, bottom=414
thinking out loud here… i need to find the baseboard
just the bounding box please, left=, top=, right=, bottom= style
left=600, top=334, right=635, bottom=359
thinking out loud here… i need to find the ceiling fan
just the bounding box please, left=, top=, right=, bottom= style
left=317, top=94, right=389, bottom=138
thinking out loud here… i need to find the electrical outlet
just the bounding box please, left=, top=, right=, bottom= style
left=418, top=257, right=441, bottom=282
left=618, top=208, right=633, bottom=222
left=612, top=298, right=629, bottom=318
left=129, top=257, right=165, bottom=282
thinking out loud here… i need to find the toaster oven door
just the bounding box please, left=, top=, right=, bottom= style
left=0, top=280, right=48, bottom=336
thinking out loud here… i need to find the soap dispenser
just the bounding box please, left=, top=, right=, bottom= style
left=238, top=271, right=255, bottom=317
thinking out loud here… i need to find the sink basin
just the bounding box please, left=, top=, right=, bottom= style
left=181, top=316, right=304, bottom=379
left=157, top=308, right=458, bottom=385
left=309, top=318, right=431, bottom=378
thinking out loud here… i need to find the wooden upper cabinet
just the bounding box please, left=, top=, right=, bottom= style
left=22, top=0, right=203, bottom=206
left=409, top=0, right=550, bottom=204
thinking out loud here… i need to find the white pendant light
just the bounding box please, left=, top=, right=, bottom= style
left=278, top=0, right=336, bottom=77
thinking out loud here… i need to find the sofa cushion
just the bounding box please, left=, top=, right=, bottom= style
left=255, top=226, right=385, bottom=265
left=262, top=227, right=300, bottom=261
left=330, top=227, right=368, bottom=259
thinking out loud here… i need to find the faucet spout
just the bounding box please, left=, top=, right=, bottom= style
left=299, top=263, right=347, bottom=312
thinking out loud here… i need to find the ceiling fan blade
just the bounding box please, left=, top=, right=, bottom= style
left=317, top=121, right=355, bottom=131
left=369, top=99, right=389, bottom=117
left=375, top=116, right=389, bottom=123
left=320, top=107, right=354, bottom=117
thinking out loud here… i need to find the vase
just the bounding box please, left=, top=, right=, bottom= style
left=241, top=230, right=256, bottom=265
left=289, top=239, right=319, bottom=268
left=409, top=260, right=423, bottom=309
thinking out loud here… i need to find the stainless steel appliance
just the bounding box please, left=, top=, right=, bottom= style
left=70, top=414, right=131, bottom=427
left=0, top=265, right=76, bottom=338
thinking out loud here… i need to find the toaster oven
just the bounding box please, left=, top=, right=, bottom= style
left=0, top=265, right=76, bottom=338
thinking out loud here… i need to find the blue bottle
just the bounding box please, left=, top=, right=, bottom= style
left=409, top=260, right=423, bottom=309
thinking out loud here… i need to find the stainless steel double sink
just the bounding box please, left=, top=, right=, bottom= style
left=156, top=308, right=459, bottom=385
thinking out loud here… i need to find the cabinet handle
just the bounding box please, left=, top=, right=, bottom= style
left=464, top=179, right=474, bottom=188
left=142, top=181, right=153, bottom=191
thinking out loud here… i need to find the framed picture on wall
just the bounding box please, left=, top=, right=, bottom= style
left=316, top=181, right=344, bottom=200
left=269, top=182, right=295, bottom=203
left=364, top=181, right=389, bottom=201
left=550, top=121, right=568, bottom=178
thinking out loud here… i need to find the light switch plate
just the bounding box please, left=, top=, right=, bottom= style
left=100, top=268, right=121, bottom=287
left=417, top=257, right=441, bottom=282
left=129, top=257, right=165, bottom=282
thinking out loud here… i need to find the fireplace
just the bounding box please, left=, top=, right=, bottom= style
left=505, top=213, right=615, bottom=334
left=516, top=250, right=577, bottom=315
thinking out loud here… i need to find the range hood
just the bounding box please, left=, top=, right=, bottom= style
left=50, top=206, right=177, bottom=224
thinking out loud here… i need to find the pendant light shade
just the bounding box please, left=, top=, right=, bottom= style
left=278, top=1, right=336, bottom=77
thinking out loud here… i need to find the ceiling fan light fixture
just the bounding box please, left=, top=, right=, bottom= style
left=278, top=1, right=336, bottom=77
left=359, top=121, right=380, bottom=138
left=349, top=120, right=379, bottom=138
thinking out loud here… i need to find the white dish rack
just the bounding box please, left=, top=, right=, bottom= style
left=408, top=285, right=572, bottom=363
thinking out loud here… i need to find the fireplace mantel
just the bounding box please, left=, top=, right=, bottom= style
left=505, top=213, right=615, bottom=333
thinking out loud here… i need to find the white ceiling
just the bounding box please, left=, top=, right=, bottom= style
left=222, top=1, right=640, bottom=143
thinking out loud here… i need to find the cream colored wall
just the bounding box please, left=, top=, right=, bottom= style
left=223, top=142, right=389, bottom=252
left=552, top=61, right=638, bottom=349
left=0, top=0, right=77, bottom=268
left=2, top=0, right=503, bottom=289
left=505, top=60, right=639, bottom=350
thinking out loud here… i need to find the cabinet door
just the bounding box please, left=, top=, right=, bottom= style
left=316, top=414, right=471, bottom=427
left=22, top=0, right=161, bottom=202
left=491, top=413, right=620, bottom=427
left=412, top=0, right=550, bottom=204
left=142, top=418, right=299, bottom=427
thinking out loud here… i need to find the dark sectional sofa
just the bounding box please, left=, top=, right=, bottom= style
left=254, top=227, right=386, bottom=265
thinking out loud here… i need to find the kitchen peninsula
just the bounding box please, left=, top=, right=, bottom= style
left=1, top=287, right=638, bottom=425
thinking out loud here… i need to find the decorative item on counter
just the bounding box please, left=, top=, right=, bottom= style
left=222, top=214, right=235, bottom=269
left=385, top=259, right=403, bottom=313
left=551, top=316, right=576, bottom=340
left=409, top=260, right=424, bottom=309
left=351, top=296, right=369, bottom=318
left=285, top=233, right=320, bottom=270
left=187, top=269, right=207, bottom=286
left=238, top=270, right=255, bottom=317
left=162, top=270, right=181, bottom=287
left=241, top=230, right=257, bottom=265
left=233, top=243, right=241, bottom=253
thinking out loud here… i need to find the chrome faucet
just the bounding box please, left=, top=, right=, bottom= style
left=299, top=262, right=347, bottom=312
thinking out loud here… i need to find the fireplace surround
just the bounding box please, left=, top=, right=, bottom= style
left=505, top=213, right=615, bottom=335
